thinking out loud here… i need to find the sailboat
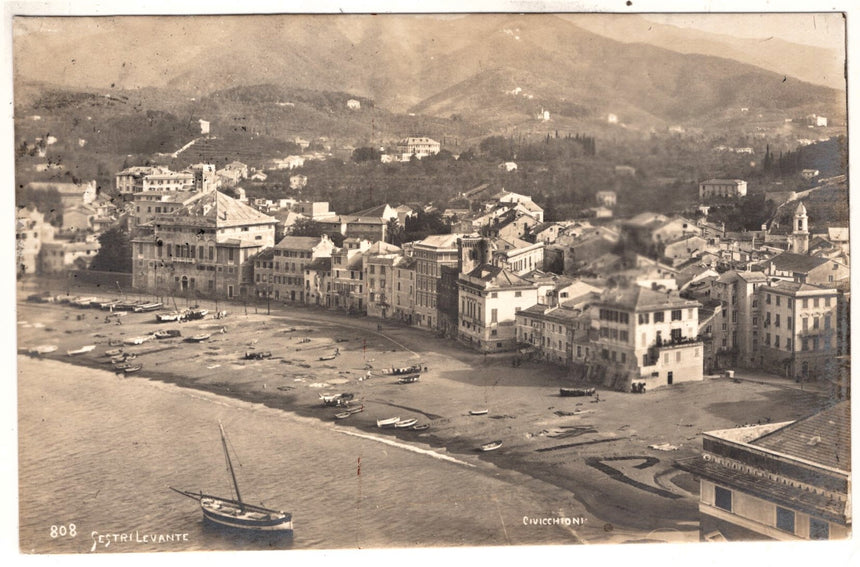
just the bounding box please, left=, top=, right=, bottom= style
left=170, top=423, right=293, bottom=532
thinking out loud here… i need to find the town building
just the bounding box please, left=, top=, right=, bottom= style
left=757, top=280, right=840, bottom=380
left=15, top=208, right=55, bottom=275
left=363, top=241, right=404, bottom=319
left=708, top=270, right=768, bottom=371
left=413, top=234, right=461, bottom=330
left=595, top=190, right=617, bottom=207
left=116, top=166, right=194, bottom=198
left=395, top=136, right=441, bottom=159
left=590, top=286, right=703, bottom=391
left=677, top=402, right=850, bottom=541
left=759, top=252, right=849, bottom=287
left=26, top=181, right=97, bottom=210
left=699, top=179, right=748, bottom=200
left=457, top=264, right=540, bottom=352
left=131, top=191, right=277, bottom=299
left=131, top=191, right=205, bottom=228
left=391, top=256, right=417, bottom=324
left=265, top=234, right=335, bottom=302
left=329, top=238, right=371, bottom=312
left=39, top=239, right=101, bottom=273
left=516, top=303, right=593, bottom=366
left=304, top=257, right=332, bottom=307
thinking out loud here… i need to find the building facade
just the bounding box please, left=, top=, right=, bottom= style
left=413, top=234, right=461, bottom=330
left=699, top=179, right=748, bottom=200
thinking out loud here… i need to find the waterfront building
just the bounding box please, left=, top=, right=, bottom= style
left=709, top=270, right=768, bottom=371
left=40, top=240, right=101, bottom=273
left=363, top=241, right=404, bottom=319
left=267, top=234, right=335, bottom=302
left=131, top=191, right=277, bottom=299
left=392, top=255, right=417, bottom=324
left=678, top=402, right=851, bottom=541
left=304, top=257, right=332, bottom=307
left=413, top=233, right=461, bottom=330
left=515, top=303, right=593, bottom=366
left=590, top=286, right=703, bottom=390
left=15, top=208, right=55, bottom=275
left=329, top=238, right=371, bottom=312
left=457, top=264, right=540, bottom=352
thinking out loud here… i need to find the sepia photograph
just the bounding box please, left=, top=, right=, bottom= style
left=6, top=1, right=855, bottom=563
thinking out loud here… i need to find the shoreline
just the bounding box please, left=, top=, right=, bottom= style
left=17, top=286, right=833, bottom=543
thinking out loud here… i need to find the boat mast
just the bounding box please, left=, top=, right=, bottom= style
left=219, top=422, right=243, bottom=510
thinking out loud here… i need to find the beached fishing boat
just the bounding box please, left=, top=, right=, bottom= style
left=67, top=345, right=96, bottom=356
left=377, top=364, right=423, bottom=376
left=117, top=363, right=143, bottom=374
left=334, top=411, right=352, bottom=420
left=29, top=344, right=57, bottom=355
left=412, top=423, right=430, bottom=431
left=469, top=409, right=489, bottom=416
left=376, top=417, right=400, bottom=427
left=394, top=418, right=418, bottom=428
left=397, top=373, right=421, bottom=384
left=154, top=329, right=182, bottom=339
left=185, top=308, right=209, bottom=320
left=170, top=423, right=292, bottom=533
left=318, top=354, right=338, bottom=361
left=319, top=392, right=354, bottom=407
left=71, top=296, right=98, bottom=308
left=104, top=348, right=123, bottom=357
left=124, top=335, right=154, bottom=345
left=156, top=311, right=184, bottom=323
left=244, top=351, right=272, bottom=360
left=186, top=334, right=211, bottom=343
left=133, top=302, right=164, bottom=313
left=110, top=353, right=137, bottom=364
left=479, top=440, right=503, bottom=452
left=347, top=405, right=364, bottom=415
left=559, top=387, right=595, bottom=397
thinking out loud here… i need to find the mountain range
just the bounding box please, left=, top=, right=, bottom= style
left=14, top=13, right=846, bottom=133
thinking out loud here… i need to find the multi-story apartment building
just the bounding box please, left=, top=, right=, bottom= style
left=363, top=241, right=403, bottom=319
left=329, top=238, right=371, bottom=312
left=304, top=257, right=332, bottom=307
left=413, top=234, right=461, bottom=330
left=591, top=286, right=703, bottom=389
left=516, top=303, right=593, bottom=366
left=132, top=191, right=205, bottom=228
left=757, top=280, right=839, bottom=380
left=760, top=252, right=850, bottom=287
left=709, top=270, right=768, bottom=370
left=268, top=234, right=335, bottom=302
left=699, top=179, right=748, bottom=200
left=457, top=264, right=540, bottom=352
left=678, top=402, right=850, bottom=541
left=395, top=136, right=440, bottom=159
left=16, top=208, right=55, bottom=275
left=391, top=256, right=417, bottom=324
left=131, top=191, right=277, bottom=299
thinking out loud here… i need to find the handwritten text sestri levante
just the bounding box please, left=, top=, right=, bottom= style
left=91, top=530, right=189, bottom=551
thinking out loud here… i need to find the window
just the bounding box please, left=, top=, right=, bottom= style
left=654, top=312, right=665, bottom=323
left=809, top=518, right=830, bottom=540
left=802, top=298, right=808, bottom=309
left=638, top=313, right=649, bottom=324
left=671, top=309, right=682, bottom=321
left=774, top=336, right=780, bottom=348
left=776, top=296, right=781, bottom=307
left=776, top=507, right=795, bottom=534
left=714, top=486, right=732, bottom=511
left=814, top=297, right=820, bottom=308
left=786, top=339, right=792, bottom=351
left=824, top=315, right=831, bottom=330
left=514, top=291, right=522, bottom=298
left=491, top=308, right=498, bottom=323
left=766, top=294, right=771, bottom=305
left=775, top=314, right=781, bottom=328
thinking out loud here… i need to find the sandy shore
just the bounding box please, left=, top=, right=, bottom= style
left=16, top=283, right=833, bottom=543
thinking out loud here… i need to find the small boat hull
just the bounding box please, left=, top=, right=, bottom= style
left=377, top=417, right=400, bottom=427
left=469, top=409, right=489, bottom=416
left=480, top=441, right=503, bottom=452
left=395, top=418, right=418, bottom=428
left=201, top=499, right=293, bottom=532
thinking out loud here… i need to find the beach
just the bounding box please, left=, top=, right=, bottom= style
left=16, top=282, right=833, bottom=543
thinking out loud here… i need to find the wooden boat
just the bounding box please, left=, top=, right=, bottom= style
left=185, top=308, right=209, bottom=321
left=244, top=351, right=272, bottom=360
left=377, top=364, right=422, bottom=376
left=170, top=423, right=292, bottom=533
left=469, top=409, right=489, bottom=416
left=376, top=417, right=400, bottom=428
left=111, top=353, right=137, bottom=364
left=559, top=387, right=595, bottom=397
left=394, top=418, right=418, bottom=428
left=118, top=364, right=143, bottom=374
left=319, top=393, right=354, bottom=407
left=412, top=423, right=430, bottom=431
left=71, top=296, right=97, bottom=308
left=334, top=411, right=352, bottom=420
left=347, top=405, right=365, bottom=415
left=156, top=311, right=185, bottom=323
left=154, top=329, right=182, bottom=339
left=318, top=354, right=338, bottom=361
left=397, top=373, right=421, bottom=384
left=29, top=344, right=57, bottom=355
left=99, top=300, right=120, bottom=310
left=186, top=334, right=211, bottom=343
left=104, top=348, right=123, bottom=357
left=133, top=302, right=164, bottom=313
left=479, top=440, right=503, bottom=452
left=125, top=335, right=154, bottom=345
left=67, top=345, right=96, bottom=356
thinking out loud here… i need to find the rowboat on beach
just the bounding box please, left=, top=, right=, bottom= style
left=71, top=296, right=98, bottom=308
left=154, top=329, right=182, bottom=339
left=185, top=308, right=209, bottom=320
left=156, top=311, right=184, bottom=323
left=376, top=417, right=400, bottom=427
left=412, top=423, right=430, bottom=431
left=559, top=387, right=595, bottom=397
left=376, top=364, right=423, bottom=376
left=125, top=335, right=154, bottom=345
left=394, top=418, right=418, bottom=428
left=347, top=405, right=365, bottom=415
left=29, top=344, right=57, bottom=355
left=110, top=353, right=137, bottom=364
left=104, top=348, right=123, bottom=357
left=244, top=351, right=272, bottom=360
left=479, top=440, right=503, bottom=452
left=318, top=354, right=338, bottom=361
left=469, top=409, right=489, bottom=416
left=170, top=423, right=292, bottom=533
left=116, top=363, right=143, bottom=374
left=334, top=411, right=352, bottom=420
left=186, top=334, right=211, bottom=343
left=67, top=345, right=96, bottom=356
left=397, top=373, right=420, bottom=384
left=133, top=302, right=163, bottom=313
left=320, top=393, right=354, bottom=407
